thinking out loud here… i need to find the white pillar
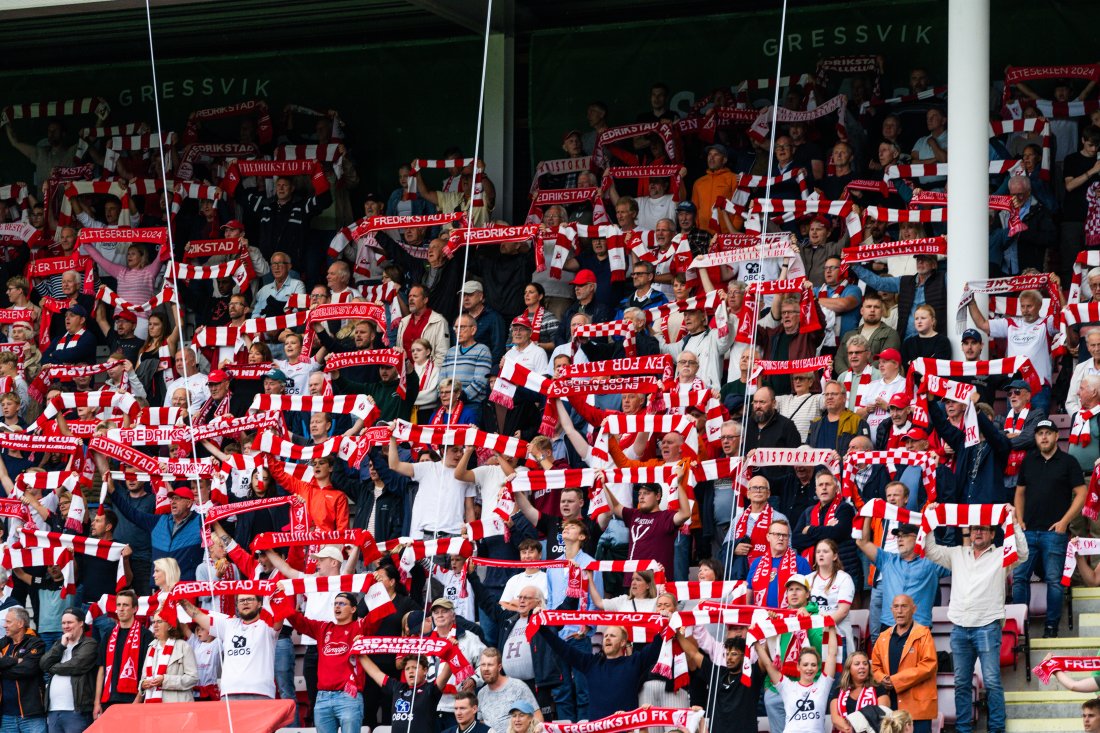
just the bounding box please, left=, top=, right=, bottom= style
left=484, top=32, right=514, bottom=221
left=946, top=0, right=990, bottom=357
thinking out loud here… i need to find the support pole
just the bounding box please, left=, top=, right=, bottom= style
left=946, top=0, right=990, bottom=356
left=484, top=31, right=514, bottom=221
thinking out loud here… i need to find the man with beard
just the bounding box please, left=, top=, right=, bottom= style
left=181, top=594, right=279, bottom=700
left=743, top=386, right=802, bottom=482
left=600, top=478, right=691, bottom=581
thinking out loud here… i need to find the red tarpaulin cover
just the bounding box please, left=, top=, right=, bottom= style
left=86, top=699, right=296, bottom=733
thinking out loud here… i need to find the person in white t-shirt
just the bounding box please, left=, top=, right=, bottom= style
left=389, top=438, right=476, bottom=538
left=856, top=348, right=907, bottom=444
left=967, top=286, right=1062, bottom=413
left=180, top=594, right=278, bottom=700
left=499, top=539, right=549, bottom=610
left=756, top=626, right=839, bottom=733
left=808, top=539, right=855, bottom=656
left=274, top=332, right=318, bottom=395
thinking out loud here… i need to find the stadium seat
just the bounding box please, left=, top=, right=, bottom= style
left=1003, top=603, right=1029, bottom=673
left=848, top=609, right=869, bottom=653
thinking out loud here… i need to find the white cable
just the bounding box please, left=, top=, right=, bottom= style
left=714, top=0, right=790, bottom=720
left=410, top=0, right=494, bottom=725
left=141, top=2, right=235, bottom=729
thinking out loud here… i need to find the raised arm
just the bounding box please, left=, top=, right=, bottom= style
left=754, top=639, right=783, bottom=686
left=967, top=299, right=991, bottom=335
left=388, top=435, right=415, bottom=478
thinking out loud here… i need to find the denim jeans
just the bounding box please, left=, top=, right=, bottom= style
left=868, top=585, right=884, bottom=648
left=674, top=533, right=691, bottom=582
left=0, top=716, right=46, bottom=733
left=314, top=690, right=363, bottom=733
left=1011, top=530, right=1069, bottom=628
left=951, top=622, right=1004, bottom=733
left=274, top=635, right=299, bottom=725
left=551, top=635, right=591, bottom=721
left=764, top=687, right=786, bottom=733
left=46, top=711, right=89, bottom=733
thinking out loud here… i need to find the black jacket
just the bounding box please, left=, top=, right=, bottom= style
left=929, top=399, right=1011, bottom=505
left=0, top=633, right=46, bottom=718
left=237, top=187, right=333, bottom=267
left=469, top=572, right=574, bottom=690
left=792, top=500, right=863, bottom=589
left=42, top=636, right=99, bottom=713
left=352, top=450, right=406, bottom=543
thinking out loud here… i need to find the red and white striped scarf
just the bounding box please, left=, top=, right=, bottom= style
left=20, top=530, right=128, bottom=592
left=543, top=708, right=703, bottom=733
left=747, top=94, right=850, bottom=146
left=299, top=302, right=387, bottom=355
left=573, top=320, right=637, bottom=357
left=662, top=581, right=748, bottom=603
left=919, top=373, right=979, bottom=447
left=1, top=547, right=76, bottom=597
left=841, top=237, right=946, bottom=267
left=591, top=122, right=677, bottom=169
left=915, top=503, right=1018, bottom=566
left=100, top=621, right=142, bottom=702
left=525, top=188, right=610, bottom=232
left=1071, top=407, right=1099, bottom=446
left=171, top=182, right=225, bottom=216
left=96, top=284, right=175, bottom=315
left=407, top=158, right=483, bottom=207
left=181, top=238, right=243, bottom=260
left=327, top=212, right=465, bottom=257
left=102, top=132, right=176, bottom=171
left=140, top=639, right=176, bottom=703
left=444, top=224, right=541, bottom=266
left=323, top=348, right=405, bottom=397
left=524, top=609, right=664, bottom=642
left=601, top=164, right=684, bottom=200
left=591, top=414, right=697, bottom=461
left=275, top=143, right=344, bottom=176
left=172, top=253, right=255, bottom=293
left=379, top=537, right=474, bottom=586
left=33, top=390, right=141, bottom=430
left=749, top=547, right=799, bottom=609
left=1, top=97, right=108, bottom=128
left=559, top=223, right=628, bottom=281
left=743, top=613, right=836, bottom=683
left=907, top=357, right=1041, bottom=399
left=1062, top=537, right=1100, bottom=587
left=251, top=393, right=379, bottom=420
left=649, top=290, right=727, bottom=342
left=842, top=449, right=937, bottom=509
left=852, top=498, right=918, bottom=540
left=391, top=419, right=529, bottom=460
left=182, top=100, right=273, bottom=145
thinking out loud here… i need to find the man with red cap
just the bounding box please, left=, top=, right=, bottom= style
left=98, top=308, right=144, bottom=364
left=556, top=269, right=613, bottom=345
left=859, top=348, right=907, bottom=444
left=494, top=315, right=550, bottom=435
left=104, top=478, right=204, bottom=581
left=193, top=369, right=247, bottom=430
left=797, top=214, right=843, bottom=288
left=898, top=427, right=956, bottom=512
left=876, top=392, right=914, bottom=450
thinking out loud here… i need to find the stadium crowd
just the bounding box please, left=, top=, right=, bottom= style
left=0, top=53, right=1099, bottom=733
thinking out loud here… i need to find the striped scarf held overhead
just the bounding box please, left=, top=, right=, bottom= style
left=915, top=503, right=1019, bottom=567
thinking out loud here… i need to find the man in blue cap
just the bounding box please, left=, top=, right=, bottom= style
left=43, top=303, right=97, bottom=364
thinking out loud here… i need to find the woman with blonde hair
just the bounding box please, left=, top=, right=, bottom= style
left=830, top=651, right=890, bottom=733
left=900, top=303, right=951, bottom=367
left=410, top=337, right=440, bottom=420
left=809, top=538, right=855, bottom=655
left=879, top=709, right=913, bottom=733
left=505, top=701, right=543, bottom=733
left=153, top=557, right=180, bottom=594
left=136, top=613, right=198, bottom=703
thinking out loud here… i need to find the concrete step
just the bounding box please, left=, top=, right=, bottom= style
left=1072, top=587, right=1100, bottom=616
left=1006, top=689, right=1095, bottom=717
left=1078, top=612, right=1100, bottom=636
left=1028, top=636, right=1100, bottom=656
left=1007, top=718, right=1083, bottom=732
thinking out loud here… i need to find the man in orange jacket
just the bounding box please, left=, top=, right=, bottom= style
left=871, top=594, right=939, bottom=733
left=690, top=144, right=739, bottom=233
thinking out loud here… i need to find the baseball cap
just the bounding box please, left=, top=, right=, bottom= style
left=430, top=598, right=455, bottom=611
left=785, top=574, right=811, bottom=592
left=888, top=392, right=910, bottom=410
left=809, top=214, right=833, bottom=229
left=705, top=143, right=729, bottom=158
left=510, top=315, right=533, bottom=330
left=311, top=546, right=345, bottom=563
left=363, top=192, right=385, bottom=204
left=1035, top=419, right=1057, bottom=433
left=573, top=269, right=597, bottom=286
left=221, top=219, right=245, bottom=231
left=509, top=701, right=536, bottom=716
left=961, top=328, right=984, bottom=343
left=11, top=320, right=33, bottom=331
left=207, top=369, right=230, bottom=384
left=459, top=281, right=483, bottom=295
left=114, top=310, right=137, bottom=323
left=676, top=200, right=697, bottom=214
left=264, top=368, right=288, bottom=382
left=562, top=129, right=582, bottom=144
left=1005, top=379, right=1031, bottom=392
left=902, top=427, right=929, bottom=442
left=876, top=348, right=902, bottom=364
left=892, top=523, right=920, bottom=536
left=68, top=304, right=89, bottom=319
left=168, top=486, right=195, bottom=501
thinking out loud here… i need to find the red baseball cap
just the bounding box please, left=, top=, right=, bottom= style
left=220, top=219, right=245, bottom=232
left=903, top=427, right=929, bottom=442
left=810, top=214, right=833, bottom=228
left=168, top=486, right=196, bottom=501
left=207, top=369, right=230, bottom=384
left=876, top=348, right=902, bottom=364
left=573, top=269, right=597, bottom=286
left=888, top=392, right=910, bottom=409
left=510, top=315, right=534, bottom=330
left=114, top=310, right=137, bottom=323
